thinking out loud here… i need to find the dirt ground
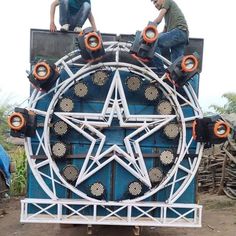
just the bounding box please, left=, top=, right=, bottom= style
left=0, top=194, right=236, bottom=236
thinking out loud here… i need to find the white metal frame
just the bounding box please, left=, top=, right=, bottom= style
left=22, top=41, right=203, bottom=227
left=21, top=199, right=202, bottom=227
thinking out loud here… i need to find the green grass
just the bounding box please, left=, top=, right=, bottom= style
left=9, top=147, right=27, bottom=196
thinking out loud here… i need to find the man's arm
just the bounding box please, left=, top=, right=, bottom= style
left=153, top=8, right=167, bottom=25
left=50, top=0, right=59, bottom=32
left=88, top=12, right=97, bottom=31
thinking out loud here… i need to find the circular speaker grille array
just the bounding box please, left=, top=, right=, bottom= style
left=160, top=150, right=175, bottom=165
left=62, top=165, right=79, bottom=182
left=126, top=76, right=141, bottom=91
left=53, top=120, right=68, bottom=136
left=144, top=85, right=159, bottom=101
left=148, top=167, right=163, bottom=184
left=92, top=71, right=108, bottom=86
left=74, top=82, right=88, bottom=97
left=163, top=123, right=180, bottom=139
left=157, top=100, right=173, bottom=115
left=59, top=98, right=74, bottom=112
left=52, top=142, right=67, bottom=158
left=90, top=182, right=105, bottom=197
left=128, top=181, right=143, bottom=196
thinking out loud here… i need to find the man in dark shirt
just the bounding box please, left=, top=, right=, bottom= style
left=151, top=0, right=189, bottom=64
left=50, top=0, right=97, bottom=33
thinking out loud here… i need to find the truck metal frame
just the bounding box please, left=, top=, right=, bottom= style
left=21, top=30, right=204, bottom=228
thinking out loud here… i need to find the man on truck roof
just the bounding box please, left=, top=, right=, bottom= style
left=152, top=0, right=189, bottom=62
left=50, top=0, right=97, bottom=33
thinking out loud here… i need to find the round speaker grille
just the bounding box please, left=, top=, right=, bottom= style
left=126, top=76, right=141, bottom=91
left=160, top=150, right=175, bottom=165
left=157, top=100, right=173, bottom=115
left=163, top=123, right=180, bottom=139
left=128, top=181, right=142, bottom=196
left=148, top=167, right=163, bottom=183
left=74, top=82, right=88, bottom=97
left=62, top=165, right=79, bottom=182
left=59, top=98, right=74, bottom=112
left=144, top=85, right=159, bottom=101
left=90, top=182, right=105, bottom=197
left=92, top=71, right=108, bottom=86
left=52, top=142, right=67, bottom=158
left=53, top=120, right=68, bottom=136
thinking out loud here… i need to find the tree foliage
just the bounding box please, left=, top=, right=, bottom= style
left=209, top=92, right=236, bottom=114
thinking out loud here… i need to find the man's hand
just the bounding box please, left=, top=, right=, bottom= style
left=50, top=22, right=57, bottom=32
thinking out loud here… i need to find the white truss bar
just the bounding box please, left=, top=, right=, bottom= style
left=35, top=129, right=49, bottom=157
left=133, top=206, right=161, bottom=224
left=98, top=206, right=127, bottom=223
left=154, top=52, right=172, bottom=66
left=35, top=160, right=50, bottom=169
left=55, top=49, right=81, bottom=66
left=115, top=70, right=130, bottom=117
left=55, top=112, right=106, bottom=122
left=169, top=170, right=178, bottom=199
left=184, top=85, right=202, bottom=115
left=63, top=204, right=90, bottom=221
left=30, top=108, right=47, bottom=117
left=115, top=42, right=120, bottom=63
left=30, top=82, right=65, bottom=106
left=178, top=165, right=193, bottom=174
left=21, top=199, right=202, bottom=227
left=49, top=164, right=56, bottom=195
left=182, top=137, right=194, bottom=157
left=166, top=87, right=199, bottom=113
left=188, top=157, right=194, bottom=169
left=35, top=131, right=45, bottom=156
left=77, top=147, right=150, bottom=187
left=101, top=73, right=117, bottom=117
left=135, top=118, right=175, bottom=143
left=60, top=60, right=75, bottom=77
left=168, top=145, right=203, bottom=203
left=114, top=154, right=150, bottom=187
left=28, top=89, right=42, bottom=108
left=38, top=170, right=66, bottom=188
left=168, top=207, right=195, bottom=224
left=28, top=203, right=57, bottom=220
left=105, top=42, right=119, bottom=51
left=35, top=130, right=57, bottom=195
left=27, top=89, right=37, bottom=106
left=100, top=206, right=126, bottom=222
left=78, top=155, right=116, bottom=184
left=164, top=175, right=187, bottom=188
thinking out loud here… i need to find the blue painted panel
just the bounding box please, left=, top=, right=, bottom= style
left=28, top=64, right=199, bottom=218
left=0, top=145, right=11, bottom=186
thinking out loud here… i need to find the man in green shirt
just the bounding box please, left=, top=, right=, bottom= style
left=50, top=0, right=97, bottom=33
left=151, top=0, right=189, bottom=64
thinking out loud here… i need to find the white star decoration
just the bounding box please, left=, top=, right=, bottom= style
left=54, top=69, right=176, bottom=188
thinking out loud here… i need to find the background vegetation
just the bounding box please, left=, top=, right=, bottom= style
left=9, top=147, right=27, bottom=196
left=209, top=92, right=236, bottom=114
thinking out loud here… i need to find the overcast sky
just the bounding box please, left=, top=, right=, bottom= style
left=0, top=0, right=236, bottom=111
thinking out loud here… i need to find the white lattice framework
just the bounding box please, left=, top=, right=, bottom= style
left=22, top=41, right=203, bottom=227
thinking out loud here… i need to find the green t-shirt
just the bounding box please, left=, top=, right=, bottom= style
left=162, top=0, right=188, bottom=33
left=69, top=0, right=91, bottom=14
